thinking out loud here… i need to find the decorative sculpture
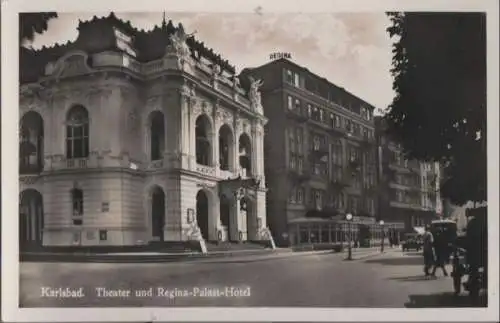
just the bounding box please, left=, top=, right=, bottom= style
left=168, top=26, right=197, bottom=59
left=248, top=76, right=264, bottom=114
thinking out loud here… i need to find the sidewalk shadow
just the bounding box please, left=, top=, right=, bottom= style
left=404, top=292, right=487, bottom=308
left=364, top=256, right=423, bottom=266
left=389, top=275, right=438, bottom=282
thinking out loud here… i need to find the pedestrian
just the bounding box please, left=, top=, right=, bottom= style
left=431, top=228, right=449, bottom=277
left=422, top=225, right=435, bottom=276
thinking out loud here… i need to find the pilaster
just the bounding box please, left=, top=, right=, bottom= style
left=180, top=92, right=191, bottom=169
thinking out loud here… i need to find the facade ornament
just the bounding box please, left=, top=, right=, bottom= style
left=167, top=27, right=196, bottom=60
left=212, top=64, right=222, bottom=77
left=234, top=187, right=245, bottom=200
left=232, top=75, right=241, bottom=89
left=248, top=76, right=264, bottom=114
left=189, top=82, right=196, bottom=98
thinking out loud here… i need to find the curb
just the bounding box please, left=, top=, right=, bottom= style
left=20, top=248, right=295, bottom=263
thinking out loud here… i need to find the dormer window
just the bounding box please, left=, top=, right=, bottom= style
left=114, top=28, right=136, bottom=58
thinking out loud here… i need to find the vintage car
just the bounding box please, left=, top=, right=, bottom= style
left=402, top=233, right=422, bottom=252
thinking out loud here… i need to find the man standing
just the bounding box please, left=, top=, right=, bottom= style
left=422, top=225, right=435, bottom=276
left=431, top=228, right=449, bottom=276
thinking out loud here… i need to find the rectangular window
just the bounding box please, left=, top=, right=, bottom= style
left=287, top=96, right=293, bottom=110
left=99, top=230, right=108, bottom=241
left=290, top=154, right=296, bottom=169
left=294, top=73, right=300, bottom=87
left=297, top=188, right=304, bottom=204
left=297, top=157, right=303, bottom=172
left=286, top=69, right=294, bottom=84
left=101, top=202, right=110, bottom=213
left=296, top=128, right=303, bottom=153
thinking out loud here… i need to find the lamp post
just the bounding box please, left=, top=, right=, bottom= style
left=346, top=213, right=353, bottom=260
left=379, top=220, right=385, bottom=253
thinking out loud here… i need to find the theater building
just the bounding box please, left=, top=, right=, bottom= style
left=242, top=59, right=382, bottom=247
left=19, top=13, right=270, bottom=250
left=375, top=116, right=442, bottom=238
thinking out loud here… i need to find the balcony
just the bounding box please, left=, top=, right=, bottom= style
left=310, top=146, right=329, bottom=159
left=329, top=126, right=345, bottom=136
left=288, top=170, right=311, bottom=183
left=329, top=179, right=349, bottom=192
left=196, top=164, right=217, bottom=177
left=66, top=158, right=88, bottom=169
left=287, top=109, right=309, bottom=123
left=148, top=159, right=164, bottom=169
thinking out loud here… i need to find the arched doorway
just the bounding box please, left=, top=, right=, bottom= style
left=241, top=196, right=256, bottom=241
left=195, top=115, right=212, bottom=166
left=150, top=186, right=165, bottom=241
left=19, top=111, right=44, bottom=174
left=149, top=111, right=165, bottom=161
left=19, top=189, right=44, bottom=250
left=239, top=133, right=252, bottom=177
left=220, top=194, right=231, bottom=240
left=196, top=190, right=209, bottom=240
left=218, top=124, right=234, bottom=171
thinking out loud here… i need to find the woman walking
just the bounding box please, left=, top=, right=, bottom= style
left=422, top=225, right=435, bottom=276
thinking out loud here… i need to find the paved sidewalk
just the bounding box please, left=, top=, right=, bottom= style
left=21, top=245, right=396, bottom=263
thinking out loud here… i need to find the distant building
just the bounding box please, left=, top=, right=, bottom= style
left=242, top=59, right=381, bottom=247
left=375, top=116, right=441, bottom=236
left=19, top=13, right=270, bottom=250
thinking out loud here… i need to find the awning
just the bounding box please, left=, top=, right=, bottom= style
left=414, top=227, right=425, bottom=235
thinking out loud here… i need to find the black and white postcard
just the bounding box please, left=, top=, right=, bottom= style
left=2, top=0, right=499, bottom=321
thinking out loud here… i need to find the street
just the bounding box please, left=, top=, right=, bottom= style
left=19, top=249, right=486, bottom=308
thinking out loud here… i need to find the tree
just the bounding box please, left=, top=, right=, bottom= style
left=19, top=12, right=58, bottom=44
left=385, top=12, right=486, bottom=205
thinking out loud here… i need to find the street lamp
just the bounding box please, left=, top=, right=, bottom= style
left=346, top=213, right=353, bottom=260
left=379, top=220, right=385, bottom=253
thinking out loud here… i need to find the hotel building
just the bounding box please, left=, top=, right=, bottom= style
left=242, top=59, right=382, bottom=247
left=375, top=116, right=442, bottom=237
left=19, top=13, right=271, bottom=250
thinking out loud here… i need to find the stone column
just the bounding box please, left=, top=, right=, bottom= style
left=209, top=194, right=220, bottom=241
left=145, top=194, right=152, bottom=241
left=229, top=195, right=241, bottom=241
left=108, top=88, right=122, bottom=156
left=189, top=109, right=197, bottom=171
left=251, top=125, right=258, bottom=177
left=179, top=94, right=191, bottom=169
left=164, top=180, right=182, bottom=241
left=212, top=127, right=219, bottom=171
left=233, top=119, right=241, bottom=174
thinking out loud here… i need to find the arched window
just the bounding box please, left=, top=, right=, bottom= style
left=66, top=105, right=89, bottom=159
left=19, top=111, right=44, bottom=173
left=71, top=188, right=84, bottom=225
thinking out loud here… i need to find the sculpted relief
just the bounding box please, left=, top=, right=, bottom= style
left=45, top=51, right=94, bottom=80
left=248, top=76, right=264, bottom=115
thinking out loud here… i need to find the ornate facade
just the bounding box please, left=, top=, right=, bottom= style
left=19, top=13, right=270, bottom=249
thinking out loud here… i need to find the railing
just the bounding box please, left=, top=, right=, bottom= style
left=196, top=164, right=216, bottom=176
left=149, top=159, right=164, bottom=169
left=67, top=158, right=88, bottom=169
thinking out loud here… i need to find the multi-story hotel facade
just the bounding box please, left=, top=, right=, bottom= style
left=243, top=59, right=381, bottom=247
left=375, top=116, right=442, bottom=238
left=19, top=13, right=271, bottom=250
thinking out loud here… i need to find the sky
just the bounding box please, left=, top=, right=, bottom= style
left=28, top=12, right=395, bottom=112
